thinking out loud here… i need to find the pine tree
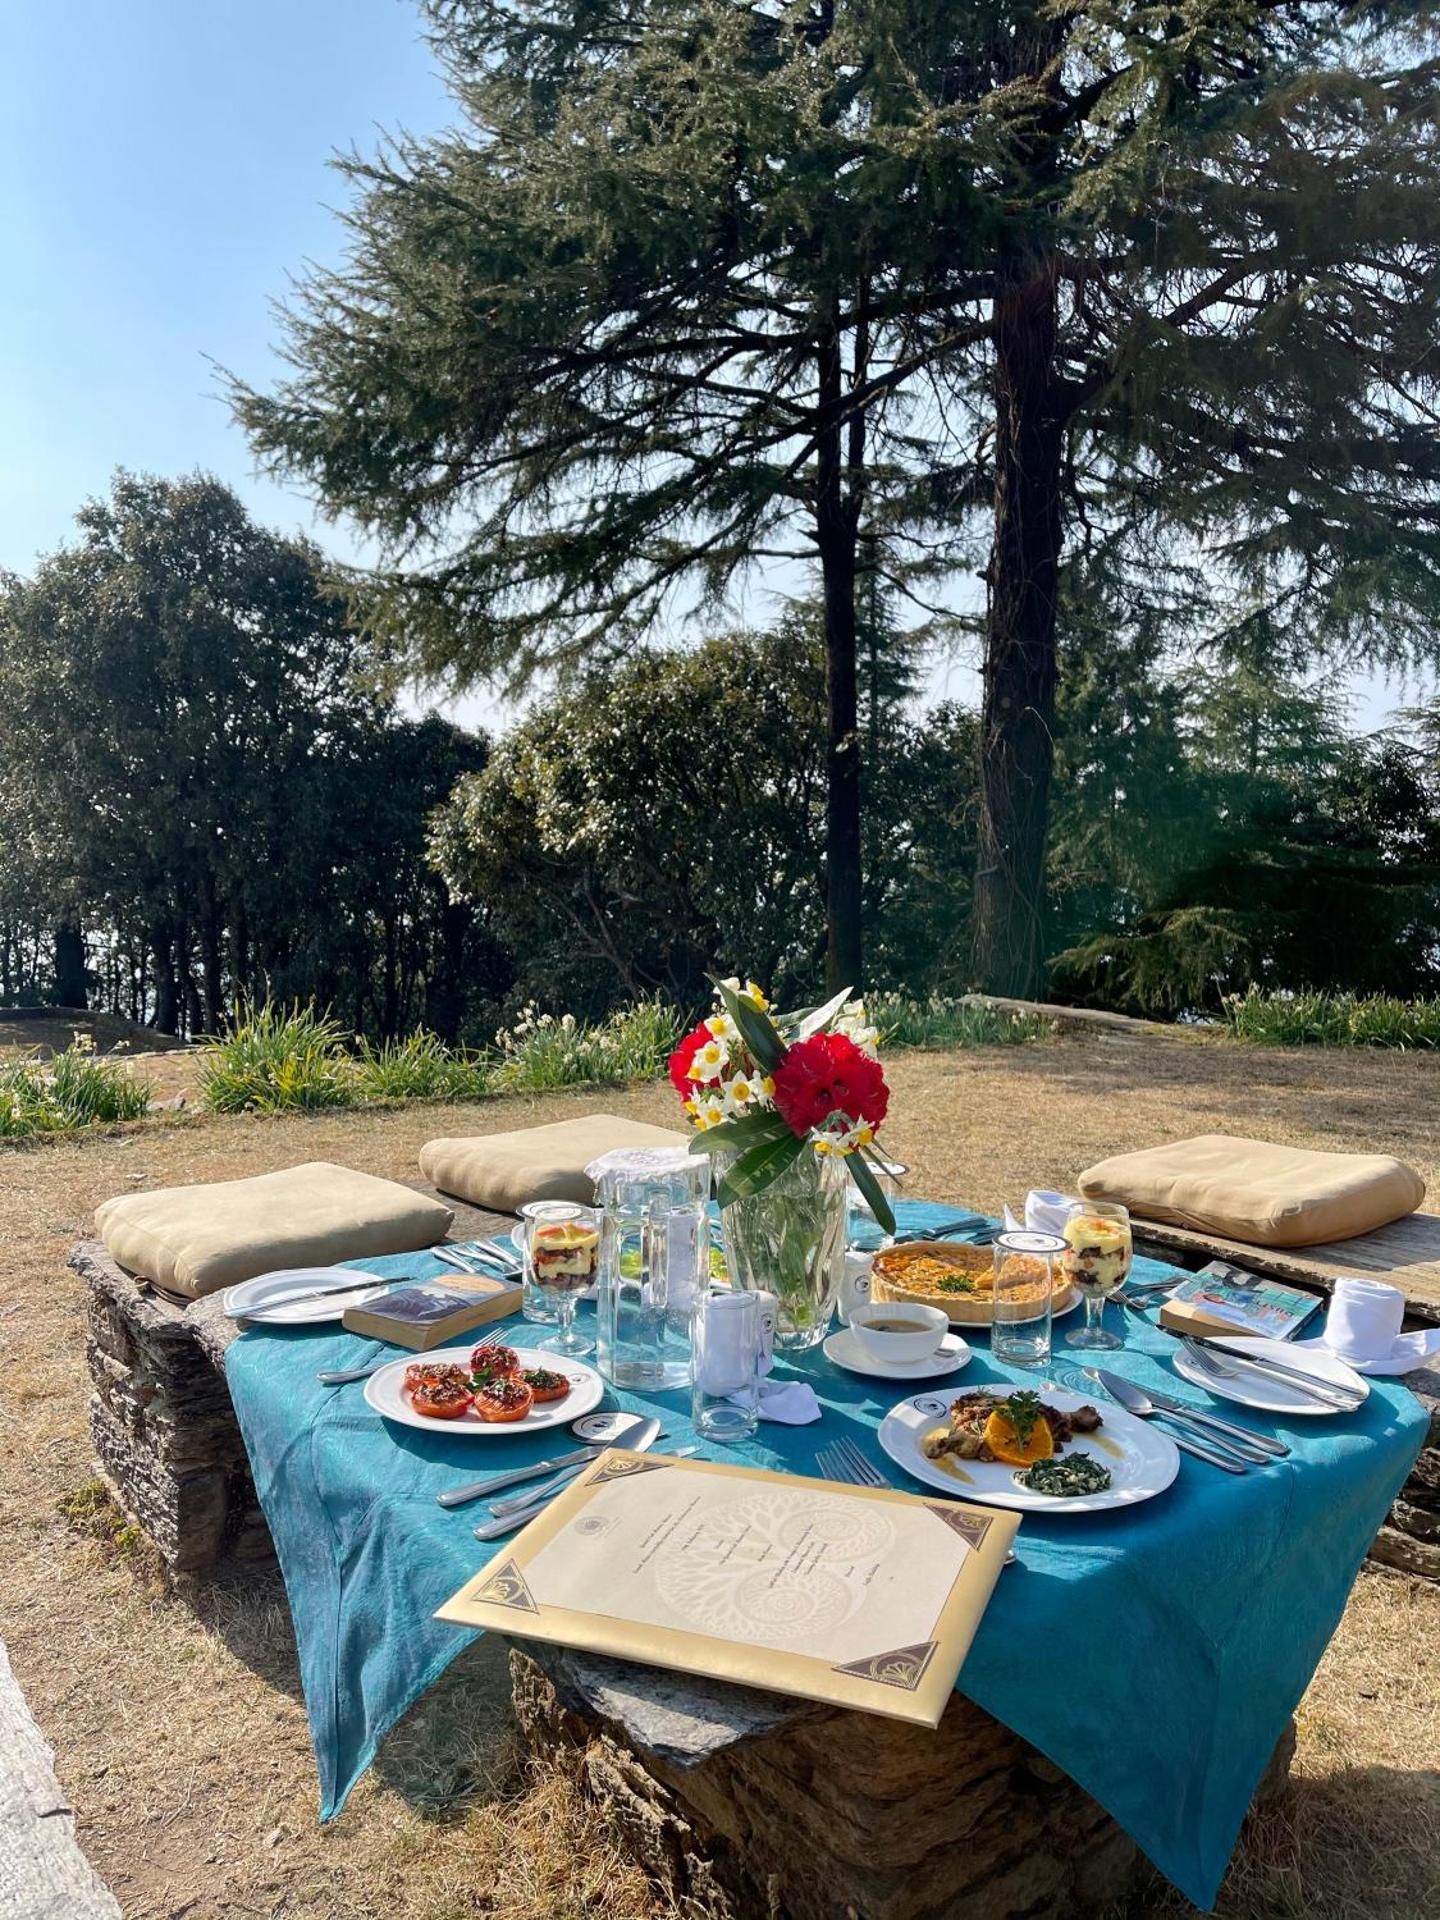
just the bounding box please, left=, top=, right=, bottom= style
left=235, top=0, right=1440, bottom=994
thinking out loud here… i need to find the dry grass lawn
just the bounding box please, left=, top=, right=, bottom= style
left=1, top=1030, right=1437, bottom=1920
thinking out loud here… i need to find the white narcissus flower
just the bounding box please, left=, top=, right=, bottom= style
left=691, top=1092, right=728, bottom=1130
left=721, top=1071, right=767, bottom=1115
left=705, top=1011, right=740, bottom=1044
left=688, top=1034, right=730, bottom=1079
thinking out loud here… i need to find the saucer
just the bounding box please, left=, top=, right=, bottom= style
left=823, top=1326, right=972, bottom=1381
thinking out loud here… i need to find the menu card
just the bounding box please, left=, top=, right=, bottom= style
left=437, top=1450, right=1018, bottom=1727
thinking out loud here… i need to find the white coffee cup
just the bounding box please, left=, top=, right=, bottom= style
left=849, top=1302, right=948, bottom=1366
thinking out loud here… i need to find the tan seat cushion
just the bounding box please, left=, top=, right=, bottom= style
left=1078, top=1134, right=1425, bottom=1249
left=419, top=1113, right=687, bottom=1213
left=95, top=1161, right=453, bottom=1299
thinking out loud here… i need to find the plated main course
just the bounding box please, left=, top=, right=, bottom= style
left=402, top=1344, right=574, bottom=1423
left=922, top=1388, right=1113, bottom=1497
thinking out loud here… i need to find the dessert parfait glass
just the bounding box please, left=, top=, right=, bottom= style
left=1061, top=1200, right=1132, bottom=1352
left=522, top=1201, right=600, bottom=1357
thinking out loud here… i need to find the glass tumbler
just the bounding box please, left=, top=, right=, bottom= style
left=1062, top=1200, right=1132, bottom=1352
left=691, top=1290, right=763, bottom=1444
left=991, top=1229, right=1063, bottom=1369
left=845, top=1157, right=908, bottom=1249
left=522, top=1201, right=600, bottom=1357
left=517, top=1199, right=561, bottom=1322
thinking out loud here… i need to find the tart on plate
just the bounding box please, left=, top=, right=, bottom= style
left=871, top=1240, right=1078, bottom=1324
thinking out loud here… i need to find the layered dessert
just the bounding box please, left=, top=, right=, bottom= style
left=530, top=1220, right=600, bottom=1293
left=1060, top=1212, right=1131, bottom=1296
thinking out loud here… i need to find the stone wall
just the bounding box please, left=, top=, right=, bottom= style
left=510, top=1642, right=1292, bottom=1920
left=70, top=1243, right=271, bottom=1572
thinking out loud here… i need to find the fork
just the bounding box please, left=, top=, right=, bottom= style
left=317, top=1327, right=509, bottom=1386
left=1183, top=1337, right=1361, bottom=1410
left=817, top=1435, right=896, bottom=1488
left=816, top=1436, right=1017, bottom=1565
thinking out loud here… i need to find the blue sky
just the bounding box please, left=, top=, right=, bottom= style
left=0, top=0, right=1423, bottom=731
left=0, top=0, right=447, bottom=575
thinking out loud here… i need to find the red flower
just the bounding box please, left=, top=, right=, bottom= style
left=668, top=1022, right=711, bottom=1097
left=772, top=1032, right=889, bottom=1140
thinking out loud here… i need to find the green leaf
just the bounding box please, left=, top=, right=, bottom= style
left=711, top=976, right=783, bottom=1073
left=847, top=1150, right=896, bottom=1236
left=716, top=1130, right=806, bottom=1206
left=686, top=1111, right=792, bottom=1156
left=777, top=985, right=853, bottom=1042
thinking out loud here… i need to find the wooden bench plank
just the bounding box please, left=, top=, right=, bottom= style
left=1132, top=1215, right=1440, bottom=1324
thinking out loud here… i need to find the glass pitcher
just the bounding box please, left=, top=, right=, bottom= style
left=590, top=1148, right=708, bottom=1391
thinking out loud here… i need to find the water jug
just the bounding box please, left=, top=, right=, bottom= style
left=590, top=1147, right=708, bottom=1391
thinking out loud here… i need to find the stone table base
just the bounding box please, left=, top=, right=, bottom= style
left=509, top=1642, right=1297, bottom=1920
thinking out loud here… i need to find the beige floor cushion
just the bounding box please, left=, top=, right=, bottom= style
left=1078, top=1133, right=1425, bottom=1248
left=95, top=1161, right=453, bottom=1299
left=420, top=1113, right=687, bottom=1213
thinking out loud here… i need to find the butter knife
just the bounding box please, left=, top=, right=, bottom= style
left=473, top=1442, right=695, bottom=1543
left=437, top=1412, right=658, bottom=1507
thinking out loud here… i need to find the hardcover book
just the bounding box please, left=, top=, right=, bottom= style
left=342, top=1273, right=521, bottom=1350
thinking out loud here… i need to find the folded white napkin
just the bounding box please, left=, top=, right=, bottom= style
left=748, top=1378, right=823, bottom=1424
left=1307, top=1275, right=1440, bottom=1376
left=1027, top=1189, right=1080, bottom=1237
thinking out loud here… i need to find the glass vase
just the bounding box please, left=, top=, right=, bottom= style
left=717, top=1146, right=846, bottom=1350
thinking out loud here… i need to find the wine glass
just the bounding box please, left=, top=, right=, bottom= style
left=1061, top=1201, right=1131, bottom=1352
left=523, top=1202, right=599, bottom=1357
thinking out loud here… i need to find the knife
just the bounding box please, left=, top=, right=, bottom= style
left=436, top=1413, right=658, bottom=1508
left=1116, top=1375, right=1291, bottom=1457
left=1085, top=1372, right=1250, bottom=1472
left=1182, top=1337, right=1363, bottom=1408
left=223, top=1273, right=396, bottom=1318
left=472, top=1426, right=671, bottom=1542
left=1091, top=1369, right=1277, bottom=1463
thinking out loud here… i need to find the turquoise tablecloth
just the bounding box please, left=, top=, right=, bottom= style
left=227, top=1202, right=1426, bottom=1909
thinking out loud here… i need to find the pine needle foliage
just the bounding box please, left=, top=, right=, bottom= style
left=235, top=0, right=1440, bottom=994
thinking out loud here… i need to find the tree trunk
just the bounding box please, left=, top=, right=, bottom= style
left=201, top=879, right=226, bottom=1035
left=153, top=926, right=178, bottom=1035
left=54, top=920, right=87, bottom=1008
left=972, top=258, right=1065, bottom=997
left=816, top=322, right=863, bottom=994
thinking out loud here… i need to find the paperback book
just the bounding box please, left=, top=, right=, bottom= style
left=1158, top=1260, right=1323, bottom=1341
left=343, top=1272, right=521, bottom=1350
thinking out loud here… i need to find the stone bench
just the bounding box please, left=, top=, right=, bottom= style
left=70, top=1192, right=513, bottom=1572
left=508, top=1640, right=1295, bottom=1920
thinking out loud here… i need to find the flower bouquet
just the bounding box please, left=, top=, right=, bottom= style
left=669, top=979, right=895, bottom=1346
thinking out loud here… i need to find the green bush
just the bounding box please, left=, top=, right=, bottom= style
left=198, top=1001, right=354, bottom=1113
left=492, top=1000, right=682, bottom=1092
left=352, top=1031, right=492, bottom=1103
left=1224, top=988, right=1440, bottom=1049
left=0, top=1041, right=151, bottom=1139
left=868, top=993, right=1052, bottom=1050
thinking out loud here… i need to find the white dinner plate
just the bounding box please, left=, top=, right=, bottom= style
left=823, top=1327, right=973, bottom=1382
left=878, top=1386, right=1180, bottom=1514
left=1172, top=1335, right=1368, bottom=1416
left=223, top=1266, right=392, bottom=1325
left=363, top=1344, right=604, bottom=1436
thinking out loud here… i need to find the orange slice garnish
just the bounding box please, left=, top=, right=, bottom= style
left=983, top=1408, right=1055, bottom=1467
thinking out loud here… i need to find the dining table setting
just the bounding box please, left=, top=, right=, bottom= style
left=223, top=1183, right=1429, bottom=1915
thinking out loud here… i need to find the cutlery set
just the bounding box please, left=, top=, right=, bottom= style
left=1087, top=1369, right=1286, bottom=1473
left=1182, top=1337, right=1364, bottom=1411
